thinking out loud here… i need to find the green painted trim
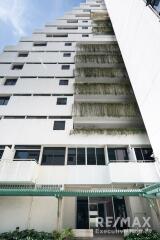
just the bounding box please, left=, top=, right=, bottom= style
left=0, top=187, right=143, bottom=197
left=0, top=184, right=159, bottom=198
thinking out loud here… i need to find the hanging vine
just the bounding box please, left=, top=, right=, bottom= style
left=73, top=103, right=140, bottom=117
left=75, top=67, right=128, bottom=78
left=74, top=83, right=132, bottom=95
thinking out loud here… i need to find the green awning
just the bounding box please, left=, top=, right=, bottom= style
left=0, top=184, right=159, bottom=198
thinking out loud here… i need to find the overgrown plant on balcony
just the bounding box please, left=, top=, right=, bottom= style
left=76, top=43, right=119, bottom=53
left=74, top=83, right=132, bottom=95
left=73, top=103, right=141, bottom=117
left=75, top=67, right=128, bottom=78
left=75, top=54, right=123, bottom=64
left=71, top=128, right=146, bottom=135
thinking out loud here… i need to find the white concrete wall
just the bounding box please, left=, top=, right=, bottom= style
left=0, top=196, right=58, bottom=233
left=105, top=0, right=160, bottom=159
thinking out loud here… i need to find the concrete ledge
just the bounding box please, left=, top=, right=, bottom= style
left=74, top=95, right=134, bottom=103
left=75, top=76, right=129, bottom=84
left=73, top=116, right=144, bottom=129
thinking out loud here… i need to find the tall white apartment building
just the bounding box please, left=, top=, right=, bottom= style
left=0, top=0, right=160, bottom=235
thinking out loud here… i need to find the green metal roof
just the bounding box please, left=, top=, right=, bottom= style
left=0, top=184, right=159, bottom=198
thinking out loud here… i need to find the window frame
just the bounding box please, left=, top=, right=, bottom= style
left=56, top=97, right=67, bottom=105
left=53, top=121, right=65, bottom=130
left=59, top=80, right=69, bottom=85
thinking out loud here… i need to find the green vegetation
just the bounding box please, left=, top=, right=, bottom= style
left=71, top=128, right=145, bottom=135
left=75, top=54, right=123, bottom=64
left=124, top=231, right=160, bottom=240
left=0, top=228, right=74, bottom=240
left=76, top=43, right=119, bottom=53
left=74, top=83, right=132, bottom=95
left=75, top=67, right=128, bottom=78
left=73, top=103, right=140, bottom=117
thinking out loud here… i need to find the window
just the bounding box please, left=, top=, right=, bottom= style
left=53, top=121, right=65, bottom=130
left=11, top=64, right=24, bottom=70
left=82, top=26, right=88, bottom=29
left=108, top=148, right=129, bottom=162
left=61, top=65, right=70, bottom=70
left=67, top=20, right=78, bottom=23
left=65, top=42, right=72, bottom=46
left=87, top=148, right=96, bottom=165
left=56, top=98, right=67, bottom=105
left=4, top=78, right=17, bottom=86
left=82, top=20, right=88, bottom=23
left=82, top=34, right=89, bottom=37
left=63, top=53, right=71, bottom=57
left=59, top=80, right=69, bottom=85
left=18, top=52, right=29, bottom=57
left=41, top=147, right=65, bottom=165
left=96, top=148, right=105, bottom=165
left=14, top=150, right=40, bottom=162
left=33, top=42, right=47, bottom=47
left=0, top=96, right=10, bottom=105
left=46, top=34, right=68, bottom=38
left=67, top=147, right=105, bottom=165
left=77, top=148, right=85, bottom=165
left=83, top=9, right=90, bottom=12
left=67, top=148, right=86, bottom=165
left=0, top=149, right=4, bottom=159
left=57, top=26, right=78, bottom=30
left=67, top=148, right=76, bottom=165
left=134, top=148, right=154, bottom=162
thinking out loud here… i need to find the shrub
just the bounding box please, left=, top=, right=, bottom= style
left=124, top=231, right=160, bottom=240
left=0, top=228, right=74, bottom=240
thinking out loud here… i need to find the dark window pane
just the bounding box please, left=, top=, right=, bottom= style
left=33, top=42, right=47, bottom=46
left=14, top=150, right=40, bottom=162
left=0, top=150, right=4, bottom=159
left=61, top=65, right=70, bottom=70
left=142, top=148, right=154, bottom=161
left=135, top=148, right=143, bottom=160
left=59, top=80, right=69, bottom=85
left=77, top=148, right=85, bottom=165
left=96, top=148, right=105, bottom=165
left=53, top=121, right=65, bottom=130
left=56, top=98, right=67, bottom=105
left=108, top=148, right=116, bottom=161
left=63, top=53, right=71, bottom=57
left=67, top=148, right=76, bottom=165
left=4, top=79, right=17, bottom=85
left=0, top=97, right=10, bottom=105
left=65, top=43, right=72, bottom=46
left=41, top=147, right=65, bottom=165
left=18, top=52, right=28, bottom=57
left=12, top=64, right=23, bottom=70
left=87, top=148, right=96, bottom=165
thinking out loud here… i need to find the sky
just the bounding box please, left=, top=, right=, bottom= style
left=0, top=0, right=84, bottom=52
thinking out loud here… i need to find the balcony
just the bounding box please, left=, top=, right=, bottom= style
left=0, top=160, right=38, bottom=184
left=74, top=94, right=134, bottom=103
left=73, top=116, right=144, bottom=129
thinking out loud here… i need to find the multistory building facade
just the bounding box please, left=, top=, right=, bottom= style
left=0, top=0, right=159, bottom=236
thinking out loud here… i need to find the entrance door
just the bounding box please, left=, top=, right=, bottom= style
left=113, top=197, right=128, bottom=229
left=77, top=197, right=89, bottom=229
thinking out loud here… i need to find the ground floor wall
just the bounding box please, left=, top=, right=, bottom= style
left=0, top=196, right=159, bottom=233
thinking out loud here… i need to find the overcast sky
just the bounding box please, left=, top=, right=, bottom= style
left=0, top=0, right=84, bottom=52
